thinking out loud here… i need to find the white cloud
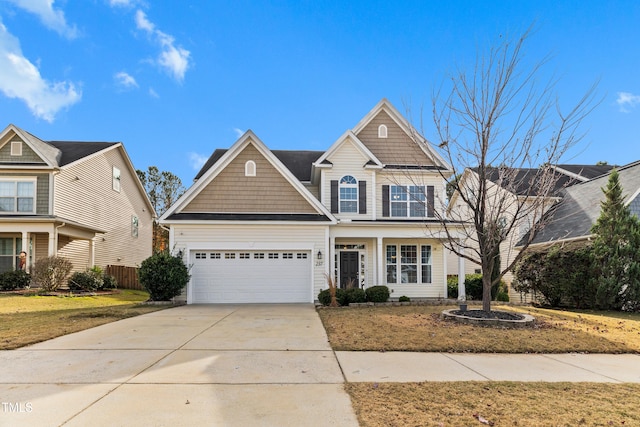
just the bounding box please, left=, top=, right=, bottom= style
left=134, top=9, right=191, bottom=82
left=0, top=22, right=81, bottom=122
left=233, top=128, right=245, bottom=138
left=6, top=0, right=78, bottom=39
left=108, top=0, right=138, bottom=7
left=616, top=92, right=640, bottom=113
left=148, top=87, right=159, bottom=98
left=189, top=152, right=208, bottom=171
left=114, top=71, right=138, bottom=89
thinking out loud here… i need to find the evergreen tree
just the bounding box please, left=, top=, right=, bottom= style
left=590, top=169, right=640, bottom=311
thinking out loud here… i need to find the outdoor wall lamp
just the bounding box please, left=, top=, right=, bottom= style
left=317, top=250, right=323, bottom=260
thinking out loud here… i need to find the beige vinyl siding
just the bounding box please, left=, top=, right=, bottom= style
left=183, top=143, right=316, bottom=214
left=172, top=223, right=328, bottom=301
left=57, top=236, right=90, bottom=271
left=0, top=172, right=50, bottom=214
left=54, top=147, right=153, bottom=269
left=376, top=171, right=446, bottom=219
left=0, top=137, right=47, bottom=164
left=356, top=110, right=434, bottom=166
left=34, top=233, right=48, bottom=262
left=322, top=139, right=372, bottom=220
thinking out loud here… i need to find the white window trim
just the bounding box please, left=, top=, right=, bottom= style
left=112, top=166, right=121, bottom=192
left=378, top=124, right=388, bottom=138
left=339, top=175, right=358, bottom=213
left=0, top=177, right=37, bottom=214
left=245, top=160, right=256, bottom=177
left=385, top=244, right=433, bottom=285
left=10, top=141, right=22, bottom=156
left=390, top=185, right=427, bottom=218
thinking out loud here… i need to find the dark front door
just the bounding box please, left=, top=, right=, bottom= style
left=339, top=251, right=359, bottom=289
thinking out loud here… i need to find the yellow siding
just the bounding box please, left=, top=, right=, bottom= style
left=183, top=143, right=316, bottom=214
left=54, top=147, right=153, bottom=270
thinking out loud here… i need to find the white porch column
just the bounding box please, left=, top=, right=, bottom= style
left=21, top=231, right=29, bottom=270
left=89, top=238, right=96, bottom=268
left=377, top=237, right=383, bottom=286
left=458, top=245, right=466, bottom=301
left=48, top=230, right=56, bottom=256
left=329, top=236, right=336, bottom=283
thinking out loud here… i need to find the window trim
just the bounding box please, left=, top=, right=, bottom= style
left=0, top=178, right=37, bottom=214
left=10, top=141, right=22, bottom=156
left=245, top=160, right=256, bottom=177
left=378, top=124, right=388, bottom=138
left=339, top=175, right=358, bottom=213
left=112, top=166, right=121, bottom=192
left=385, top=244, right=433, bottom=285
left=389, top=185, right=433, bottom=218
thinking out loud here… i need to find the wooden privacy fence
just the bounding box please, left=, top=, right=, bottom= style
left=106, top=265, right=143, bottom=290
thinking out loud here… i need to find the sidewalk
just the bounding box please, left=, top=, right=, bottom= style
left=336, top=351, right=640, bottom=383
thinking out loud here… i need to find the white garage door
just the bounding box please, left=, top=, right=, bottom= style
left=190, top=250, right=312, bottom=303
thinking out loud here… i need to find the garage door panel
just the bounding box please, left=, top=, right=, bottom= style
left=191, top=251, right=311, bottom=303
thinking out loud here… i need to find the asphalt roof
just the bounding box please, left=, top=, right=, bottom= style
left=48, top=141, right=119, bottom=166
left=194, top=149, right=324, bottom=182
left=554, top=164, right=616, bottom=180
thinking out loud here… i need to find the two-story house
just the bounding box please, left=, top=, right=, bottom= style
left=0, top=124, right=154, bottom=274
left=160, top=99, right=462, bottom=304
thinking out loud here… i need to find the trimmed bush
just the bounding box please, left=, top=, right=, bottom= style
left=31, top=256, right=73, bottom=292
left=342, top=288, right=366, bottom=305
left=398, top=295, right=411, bottom=302
left=68, top=271, right=101, bottom=291
left=365, top=285, right=390, bottom=303
left=318, top=288, right=346, bottom=306
left=138, top=250, right=190, bottom=301
left=447, top=275, right=459, bottom=299
left=464, top=274, right=484, bottom=300
left=101, top=274, right=118, bottom=290
left=0, top=270, right=31, bottom=290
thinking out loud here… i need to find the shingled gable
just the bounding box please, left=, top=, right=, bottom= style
left=350, top=98, right=450, bottom=169
left=161, top=131, right=333, bottom=221
left=312, top=130, right=383, bottom=170
left=0, top=124, right=61, bottom=167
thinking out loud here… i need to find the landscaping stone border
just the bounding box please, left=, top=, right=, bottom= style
left=441, top=309, right=536, bottom=328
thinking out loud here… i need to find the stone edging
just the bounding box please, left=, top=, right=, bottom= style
left=440, top=309, right=536, bottom=328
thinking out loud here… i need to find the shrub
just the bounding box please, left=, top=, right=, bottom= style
left=496, top=289, right=510, bottom=302
left=398, top=295, right=410, bottom=302
left=365, top=285, right=390, bottom=303
left=342, top=288, right=366, bottom=305
left=0, top=270, right=31, bottom=290
left=31, top=256, right=73, bottom=292
left=138, top=250, right=190, bottom=301
left=318, top=288, right=346, bottom=306
left=101, top=274, right=118, bottom=290
left=68, top=271, right=101, bottom=291
left=447, top=275, right=459, bottom=299
left=464, top=274, right=484, bottom=300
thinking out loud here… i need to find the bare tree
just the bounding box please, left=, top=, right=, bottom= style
left=428, top=28, right=598, bottom=312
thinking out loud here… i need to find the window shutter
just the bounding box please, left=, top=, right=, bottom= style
left=358, top=181, right=367, bottom=214
left=382, top=185, right=389, bottom=217
left=330, top=180, right=338, bottom=213
left=427, top=186, right=434, bottom=217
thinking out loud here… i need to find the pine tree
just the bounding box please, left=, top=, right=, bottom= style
left=590, top=169, right=640, bottom=310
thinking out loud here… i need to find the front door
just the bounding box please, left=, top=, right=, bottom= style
left=339, top=251, right=359, bottom=289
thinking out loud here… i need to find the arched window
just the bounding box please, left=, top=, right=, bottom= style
left=339, top=175, right=358, bottom=213
left=378, top=124, right=388, bottom=138
left=245, top=160, right=256, bottom=177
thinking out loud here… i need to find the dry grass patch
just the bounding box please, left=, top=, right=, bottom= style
left=346, top=382, right=640, bottom=427
left=318, top=305, right=640, bottom=353
left=0, top=290, right=169, bottom=350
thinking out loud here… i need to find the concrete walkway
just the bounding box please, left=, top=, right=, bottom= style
left=1, top=305, right=639, bottom=426
left=0, top=304, right=358, bottom=427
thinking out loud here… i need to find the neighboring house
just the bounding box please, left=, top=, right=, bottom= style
left=0, top=124, right=155, bottom=274
left=524, top=160, right=640, bottom=248
left=160, top=99, right=463, bottom=304
left=447, top=163, right=614, bottom=301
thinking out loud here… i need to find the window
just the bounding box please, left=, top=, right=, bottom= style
left=210, top=253, right=221, bottom=259
left=378, top=124, right=388, bottom=138
left=245, top=160, right=256, bottom=177
left=131, top=216, right=139, bottom=238
left=195, top=252, right=207, bottom=259
left=296, top=253, right=308, bottom=259
left=386, top=244, right=432, bottom=284
left=0, top=237, right=22, bottom=272
left=339, top=175, right=358, bottom=213
left=268, top=253, right=279, bottom=259
left=239, top=253, right=250, bottom=259
left=421, top=245, right=432, bottom=283
left=282, top=253, right=293, bottom=259
left=0, top=180, right=35, bottom=213
left=254, top=253, right=265, bottom=259
left=112, top=167, right=121, bottom=192
left=225, top=253, right=236, bottom=259
left=11, top=141, right=22, bottom=156
left=390, top=185, right=429, bottom=217
left=386, top=245, right=397, bottom=283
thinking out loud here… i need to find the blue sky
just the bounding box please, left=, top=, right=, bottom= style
left=1, top=1, right=639, bottom=185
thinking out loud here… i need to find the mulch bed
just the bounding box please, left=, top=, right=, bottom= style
left=453, top=309, right=525, bottom=320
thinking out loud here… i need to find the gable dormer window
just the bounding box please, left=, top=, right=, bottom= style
left=245, top=160, right=256, bottom=177
left=339, top=175, right=358, bottom=213
left=378, top=124, right=388, bottom=138
left=11, top=141, right=22, bottom=156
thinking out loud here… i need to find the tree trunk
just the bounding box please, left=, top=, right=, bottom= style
left=482, top=273, right=492, bottom=312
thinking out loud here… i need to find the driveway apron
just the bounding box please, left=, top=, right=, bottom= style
left=0, top=304, right=358, bottom=427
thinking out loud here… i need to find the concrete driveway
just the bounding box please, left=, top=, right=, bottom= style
left=0, top=304, right=358, bottom=427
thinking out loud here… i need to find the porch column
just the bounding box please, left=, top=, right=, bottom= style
left=329, top=236, right=336, bottom=283
left=458, top=245, right=466, bottom=301
left=88, top=238, right=96, bottom=268
left=48, top=230, right=56, bottom=256
left=21, top=231, right=28, bottom=271
left=377, top=237, right=383, bottom=286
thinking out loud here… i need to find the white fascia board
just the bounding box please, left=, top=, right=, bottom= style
left=161, top=219, right=334, bottom=226
left=314, top=130, right=382, bottom=168
left=2, top=124, right=58, bottom=168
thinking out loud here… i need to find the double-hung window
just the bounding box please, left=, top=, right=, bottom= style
left=387, top=185, right=432, bottom=218
left=385, top=244, right=432, bottom=284
left=0, top=179, right=35, bottom=213
left=339, top=175, right=358, bottom=213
